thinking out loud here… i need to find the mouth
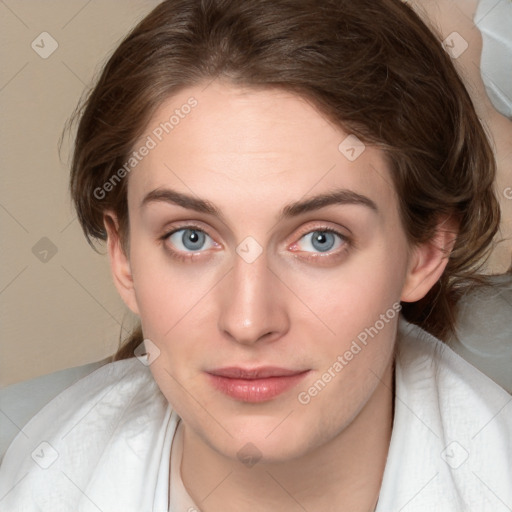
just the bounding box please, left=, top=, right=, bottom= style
left=205, top=366, right=311, bottom=403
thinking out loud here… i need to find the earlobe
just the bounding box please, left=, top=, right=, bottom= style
left=401, top=216, right=458, bottom=303
left=104, top=212, right=140, bottom=315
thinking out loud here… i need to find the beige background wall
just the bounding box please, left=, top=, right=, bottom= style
left=0, top=1, right=155, bottom=387
left=1, top=0, right=511, bottom=387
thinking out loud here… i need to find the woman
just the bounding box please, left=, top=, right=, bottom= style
left=0, top=0, right=510, bottom=510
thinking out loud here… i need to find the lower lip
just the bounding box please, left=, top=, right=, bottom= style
left=206, top=372, right=310, bottom=403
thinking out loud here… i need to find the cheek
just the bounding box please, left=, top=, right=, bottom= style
left=129, top=243, right=214, bottom=336
left=129, top=216, right=408, bottom=344
left=292, top=246, right=407, bottom=351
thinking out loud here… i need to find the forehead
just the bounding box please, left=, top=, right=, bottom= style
left=127, top=80, right=397, bottom=223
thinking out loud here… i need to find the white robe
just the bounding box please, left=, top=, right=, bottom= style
left=475, top=0, right=512, bottom=119
left=0, top=316, right=511, bottom=511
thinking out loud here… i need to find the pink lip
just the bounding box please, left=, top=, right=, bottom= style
left=206, top=366, right=310, bottom=403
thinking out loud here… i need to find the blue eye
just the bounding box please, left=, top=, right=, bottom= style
left=167, top=228, right=215, bottom=252
left=162, top=225, right=350, bottom=264
left=296, top=229, right=347, bottom=253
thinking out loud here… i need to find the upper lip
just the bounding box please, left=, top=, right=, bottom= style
left=207, top=367, right=309, bottom=379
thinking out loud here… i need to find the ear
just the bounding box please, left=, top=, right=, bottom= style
left=104, top=211, right=140, bottom=315
left=401, top=215, right=458, bottom=302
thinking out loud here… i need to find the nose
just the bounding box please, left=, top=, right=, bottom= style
left=217, top=250, right=289, bottom=346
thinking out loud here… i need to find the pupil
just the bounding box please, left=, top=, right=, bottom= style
left=312, top=231, right=334, bottom=252
left=182, top=229, right=204, bottom=250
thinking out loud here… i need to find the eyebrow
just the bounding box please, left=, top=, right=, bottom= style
left=140, top=187, right=378, bottom=221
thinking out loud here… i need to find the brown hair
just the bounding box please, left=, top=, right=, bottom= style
left=66, top=0, right=501, bottom=361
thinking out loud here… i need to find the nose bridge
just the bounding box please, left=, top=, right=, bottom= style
left=217, top=249, right=288, bottom=345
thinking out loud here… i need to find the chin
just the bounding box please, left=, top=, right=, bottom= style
left=210, top=415, right=317, bottom=465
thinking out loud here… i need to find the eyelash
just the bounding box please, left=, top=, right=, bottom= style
left=159, top=223, right=352, bottom=264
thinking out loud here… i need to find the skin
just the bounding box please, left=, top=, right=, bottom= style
left=105, top=80, right=455, bottom=511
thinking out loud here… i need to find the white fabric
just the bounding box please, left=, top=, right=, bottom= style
left=0, top=316, right=511, bottom=511
left=475, top=0, right=512, bottom=119
left=168, top=419, right=200, bottom=511
left=0, top=358, right=110, bottom=465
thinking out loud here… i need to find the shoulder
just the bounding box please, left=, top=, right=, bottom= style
left=0, top=357, right=110, bottom=463
left=396, top=315, right=511, bottom=409
left=395, top=316, right=512, bottom=443
left=0, top=357, right=175, bottom=511
left=377, top=317, right=512, bottom=510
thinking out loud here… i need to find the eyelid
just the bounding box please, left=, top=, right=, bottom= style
left=160, top=224, right=218, bottom=263
left=292, top=222, right=350, bottom=241
left=161, top=223, right=218, bottom=248
left=288, top=225, right=350, bottom=254
left=161, top=221, right=214, bottom=239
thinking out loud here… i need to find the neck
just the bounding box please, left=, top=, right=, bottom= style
left=180, top=360, right=395, bottom=512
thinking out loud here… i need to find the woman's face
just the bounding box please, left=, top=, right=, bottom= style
left=110, top=80, right=431, bottom=463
